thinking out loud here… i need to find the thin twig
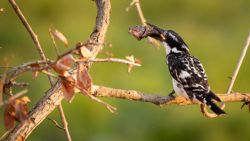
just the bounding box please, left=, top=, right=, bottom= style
left=41, top=70, right=58, bottom=78
left=76, top=58, right=141, bottom=66
left=58, top=104, right=72, bottom=141
left=0, top=131, right=10, bottom=141
left=8, top=0, right=72, bottom=140
left=0, top=66, right=13, bottom=69
left=203, top=31, right=250, bottom=118
left=8, top=0, right=47, bottom=61
left=49, top=25, right=60, bottom=57
left=47, top=118, right=64, bottom=130
left=0, top=89, right=28, bottom=107
left=227, top=32, right=250, bottom=94
left=193, top=32, right=250, bottom=118
left=86, top=93, right=117, bottom=114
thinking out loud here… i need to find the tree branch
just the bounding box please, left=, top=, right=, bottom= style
left=8, top=0, right=46, bottom=61
left=92, top=85, right=250, bottom=106
left=90, top=58, right=141, bottom=66
left=3, top=0, right=250, bottom=140
left=4, top=0, right=111, bottom=140
left=7, top=0, right=72, bottom=140
left=201, top=31, right=250, bottom=118
left=227, top=32, right=250, bottom=94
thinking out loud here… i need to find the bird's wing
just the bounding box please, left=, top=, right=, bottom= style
left=168, top=54, right=210, bottom=96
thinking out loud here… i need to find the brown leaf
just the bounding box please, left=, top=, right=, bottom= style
left=76, top=63, right=92, bottom=95
left=4, top=96, right=30, bottom=130
left=61, top=76, right=75, bottom=102
left=4, top=104, right=15, bottom=130
left=52, top=54, right=74, bottom=76
left=13, top=97, right=30, bottom=122
left=49, top=27, right=69, bottom=47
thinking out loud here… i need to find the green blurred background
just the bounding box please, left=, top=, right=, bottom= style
left=1, top=0, right=250, bottom=141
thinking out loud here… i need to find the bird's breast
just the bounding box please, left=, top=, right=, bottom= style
left=172, top=79, right=189, bottom=100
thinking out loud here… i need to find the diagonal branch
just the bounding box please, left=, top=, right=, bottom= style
left=227, top=32, right=250, bottom=94
left=4, top=0, right=111, bottom=140
left=8, top=0, right=72, bottom=140
left=201, top=31, right=250, bottom=118
left=8, top=0, right=46, bottom=61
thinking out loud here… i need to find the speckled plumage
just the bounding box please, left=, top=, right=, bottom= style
left=146, top=24, right=225, bottom=115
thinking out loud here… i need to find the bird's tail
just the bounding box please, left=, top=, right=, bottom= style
left=206, top=91, right=226, bottom=115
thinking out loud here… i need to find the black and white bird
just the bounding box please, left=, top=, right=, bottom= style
left=145, top=23, right=225, bottom=115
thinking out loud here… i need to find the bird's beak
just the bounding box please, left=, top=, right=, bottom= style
left=129, top=23, right=166, bottom=41
left=145, top=23, right=166, bottom=41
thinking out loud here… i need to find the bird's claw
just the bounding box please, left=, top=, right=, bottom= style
left=241, top=101, right=250, bottom=112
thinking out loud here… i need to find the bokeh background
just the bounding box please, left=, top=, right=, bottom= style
left=1, top=0, right=250, bottom=141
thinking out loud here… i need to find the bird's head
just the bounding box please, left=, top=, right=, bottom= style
left=145, top=23, right=189, bottom=55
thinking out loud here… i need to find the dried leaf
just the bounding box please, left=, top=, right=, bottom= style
left=0, top=8, right=4, bottom=12
left=80, top=47, right=92, bottom=58
left=125, top=55, right=135, bottom=73
left=61, top=76, right=75, bottom=102
left=49, top=27, right=68, bottom=47
left=14, top=97, right=30, bottom=122
left=52, top=54, right=74, bottom=76
left=4, top=104, right=15, bottom=130
left=4, top=96, right=30, bottom=130
left=76, top=63, right=92, bottom=95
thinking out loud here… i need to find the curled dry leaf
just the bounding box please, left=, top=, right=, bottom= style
left=76, top=63, right=92, bottom=95
left=61, top=76, right=75, bottom=103
left=4, top=96, right=30, bottom=130
left=52, top=54, right=75, bottom=76
left=49, top=26, right=69, bottom=47
left=4, top=104, right=15, bottom=130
